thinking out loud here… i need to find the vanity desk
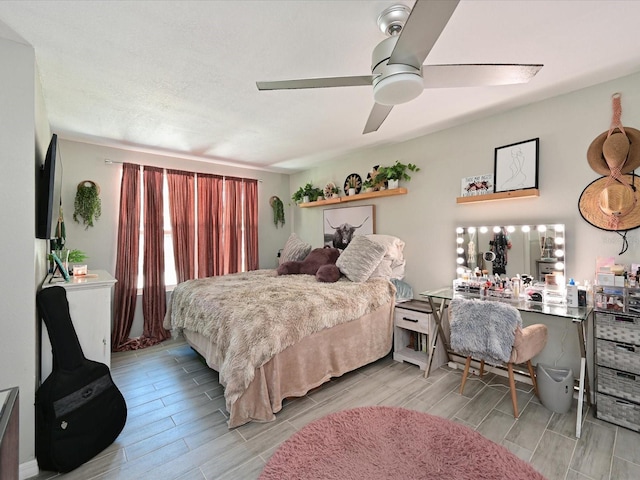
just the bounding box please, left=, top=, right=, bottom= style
left=419, top=287, right=592, bottom=438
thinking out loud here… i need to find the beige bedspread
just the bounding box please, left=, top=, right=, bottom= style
left=164, top=269, right=396, bottom=413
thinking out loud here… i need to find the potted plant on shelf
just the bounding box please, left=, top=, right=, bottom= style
left=376, top=161, right=420, bottom=189
left=292, top=182, right=323, bottom=204
left=361, top=179, right=374, bottom=193
left=346, top=177, right=359, bottom=196
left=74, top=180, right=102, bottom=229
left=330, top=184, right=341, bottom=199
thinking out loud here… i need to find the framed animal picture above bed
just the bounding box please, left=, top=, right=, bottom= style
left=323, top=205, right=375, bottom=249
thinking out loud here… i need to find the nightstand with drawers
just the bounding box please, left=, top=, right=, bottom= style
left=393, top=300, right=447, bottom=372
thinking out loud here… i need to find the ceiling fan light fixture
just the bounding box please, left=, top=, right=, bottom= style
left=373, top=73, right=423, bottom=105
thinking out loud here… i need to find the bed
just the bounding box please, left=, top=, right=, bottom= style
left=163, top=233, right=406, bottom=428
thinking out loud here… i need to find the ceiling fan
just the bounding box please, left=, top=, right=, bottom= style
left=256, top=0, right=542, bottom=134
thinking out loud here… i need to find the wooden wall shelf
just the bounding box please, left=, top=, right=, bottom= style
left=298, top=187, right=408, bottom=208
left=456, top=188, right=539, bottom=204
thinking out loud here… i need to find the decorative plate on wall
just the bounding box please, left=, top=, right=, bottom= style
left=324, top=182, right=336, bottom=199
left=344, top=173, right=362, bottom=194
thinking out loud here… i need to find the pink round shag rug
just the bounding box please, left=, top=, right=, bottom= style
left=259, top=406, right=546, bottom=480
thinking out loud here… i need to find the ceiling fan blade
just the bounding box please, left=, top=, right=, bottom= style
left=363, top=103, right=394, bottom=134
left=388, top=0, right=460, bottom=69
left=256, top=75, right=376, bottom=91
left=422, top=64, right=543, bottom=88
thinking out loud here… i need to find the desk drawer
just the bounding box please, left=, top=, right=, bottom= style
left=394, top=309, right=431, bottom=334
left=596, top=312, right=640, bottom=344
left=597, top=338, right=640, bottom=376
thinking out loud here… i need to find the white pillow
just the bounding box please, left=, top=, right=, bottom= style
left=336, top=235, right=386, bottom=282
left=366, top=234, right=405, bottom=279
left=390, top=259, right=406, bottom=280
left=279, top=233, right=312, bottom=265
left=369, top=257, right=393, bottom=280
left=366, top=234, right=405, bottom=262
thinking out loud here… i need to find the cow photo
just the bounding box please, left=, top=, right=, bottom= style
left=323, top=205, right=375, bottom=249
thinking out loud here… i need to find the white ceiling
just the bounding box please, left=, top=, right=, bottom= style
left=2, top=1, right=640, bottom=173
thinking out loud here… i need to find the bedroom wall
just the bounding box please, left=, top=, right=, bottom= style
left=289, top=70, right=640, bottom=378
left=291, top=70, right=640, bottom=291
left=57, top=140, right=292, bottom=336
left=0, top=34, right=42, bottom=472
left=58, top=140, right=292, bottom=274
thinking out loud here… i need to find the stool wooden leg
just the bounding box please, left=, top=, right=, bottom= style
left=508, top=363, right=519, bottom=418
left=460, top=356, right=472, bottom=394
left=527, top=360, right=539, bottom=397
left=479, top=359, right=485, bottom=378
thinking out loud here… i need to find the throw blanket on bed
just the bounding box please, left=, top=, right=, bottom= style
left=164, top=269, right=396, bottom=411
left=449, top=297, right=522, bottom=364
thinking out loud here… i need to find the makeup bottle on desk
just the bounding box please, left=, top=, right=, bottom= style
left=566, top=278, right=579, bottom=307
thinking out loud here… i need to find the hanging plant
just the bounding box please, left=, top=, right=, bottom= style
left=270, top=196, right=285, bottom=228
left=73, top=180, right=102, bottom=229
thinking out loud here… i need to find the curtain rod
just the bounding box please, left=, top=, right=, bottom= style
left=104, top=159, right=262, bottom=182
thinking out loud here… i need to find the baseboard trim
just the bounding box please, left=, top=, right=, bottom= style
left=19, top=459, right=39, bottom=480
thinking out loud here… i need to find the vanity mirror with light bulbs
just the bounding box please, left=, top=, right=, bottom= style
left=455, top=224, right=566, bottom=283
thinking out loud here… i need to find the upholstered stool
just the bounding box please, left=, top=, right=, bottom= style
left=449, top=297, right=548, bottom=418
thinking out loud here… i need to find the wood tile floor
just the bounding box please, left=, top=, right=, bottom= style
left=29, top=336, right=640, bottom=480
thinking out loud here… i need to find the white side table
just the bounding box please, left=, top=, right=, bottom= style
left=40, top=270, right=117, bottom=382
left=393, top=300, right=447, bottom=371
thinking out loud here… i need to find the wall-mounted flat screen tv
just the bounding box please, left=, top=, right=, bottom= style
left=36, top=134, right=62, bottom=240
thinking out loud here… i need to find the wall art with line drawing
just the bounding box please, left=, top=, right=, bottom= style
left=494, top=138, right=539, bottom=193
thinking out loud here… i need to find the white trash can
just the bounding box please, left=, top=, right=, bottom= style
left=537, top=363, right=574, bottom=414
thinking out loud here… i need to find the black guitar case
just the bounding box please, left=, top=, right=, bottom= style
left=35, top=286, right=127, bottom=473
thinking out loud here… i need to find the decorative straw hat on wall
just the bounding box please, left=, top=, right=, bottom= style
left=579, top=93, right=640, bottom=232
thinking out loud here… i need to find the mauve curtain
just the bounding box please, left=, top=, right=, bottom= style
left=223, top=177, right=242, bottom=274
left=167, top=169, right=195, bottom=283
left=244, top=179, right=259, bottom=271
left=112, top=163, right=141, bottom=352
left=197, top=174, right=223, bottom=277
left=140, top=166, right=170, bottom=345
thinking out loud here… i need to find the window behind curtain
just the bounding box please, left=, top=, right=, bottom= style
left=136, top=171, right=258, bottom=288
left=137, top=174, right=177, bottom=289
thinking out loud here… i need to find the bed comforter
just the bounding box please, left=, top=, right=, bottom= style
left=164, top=269, right=396, bottom=420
